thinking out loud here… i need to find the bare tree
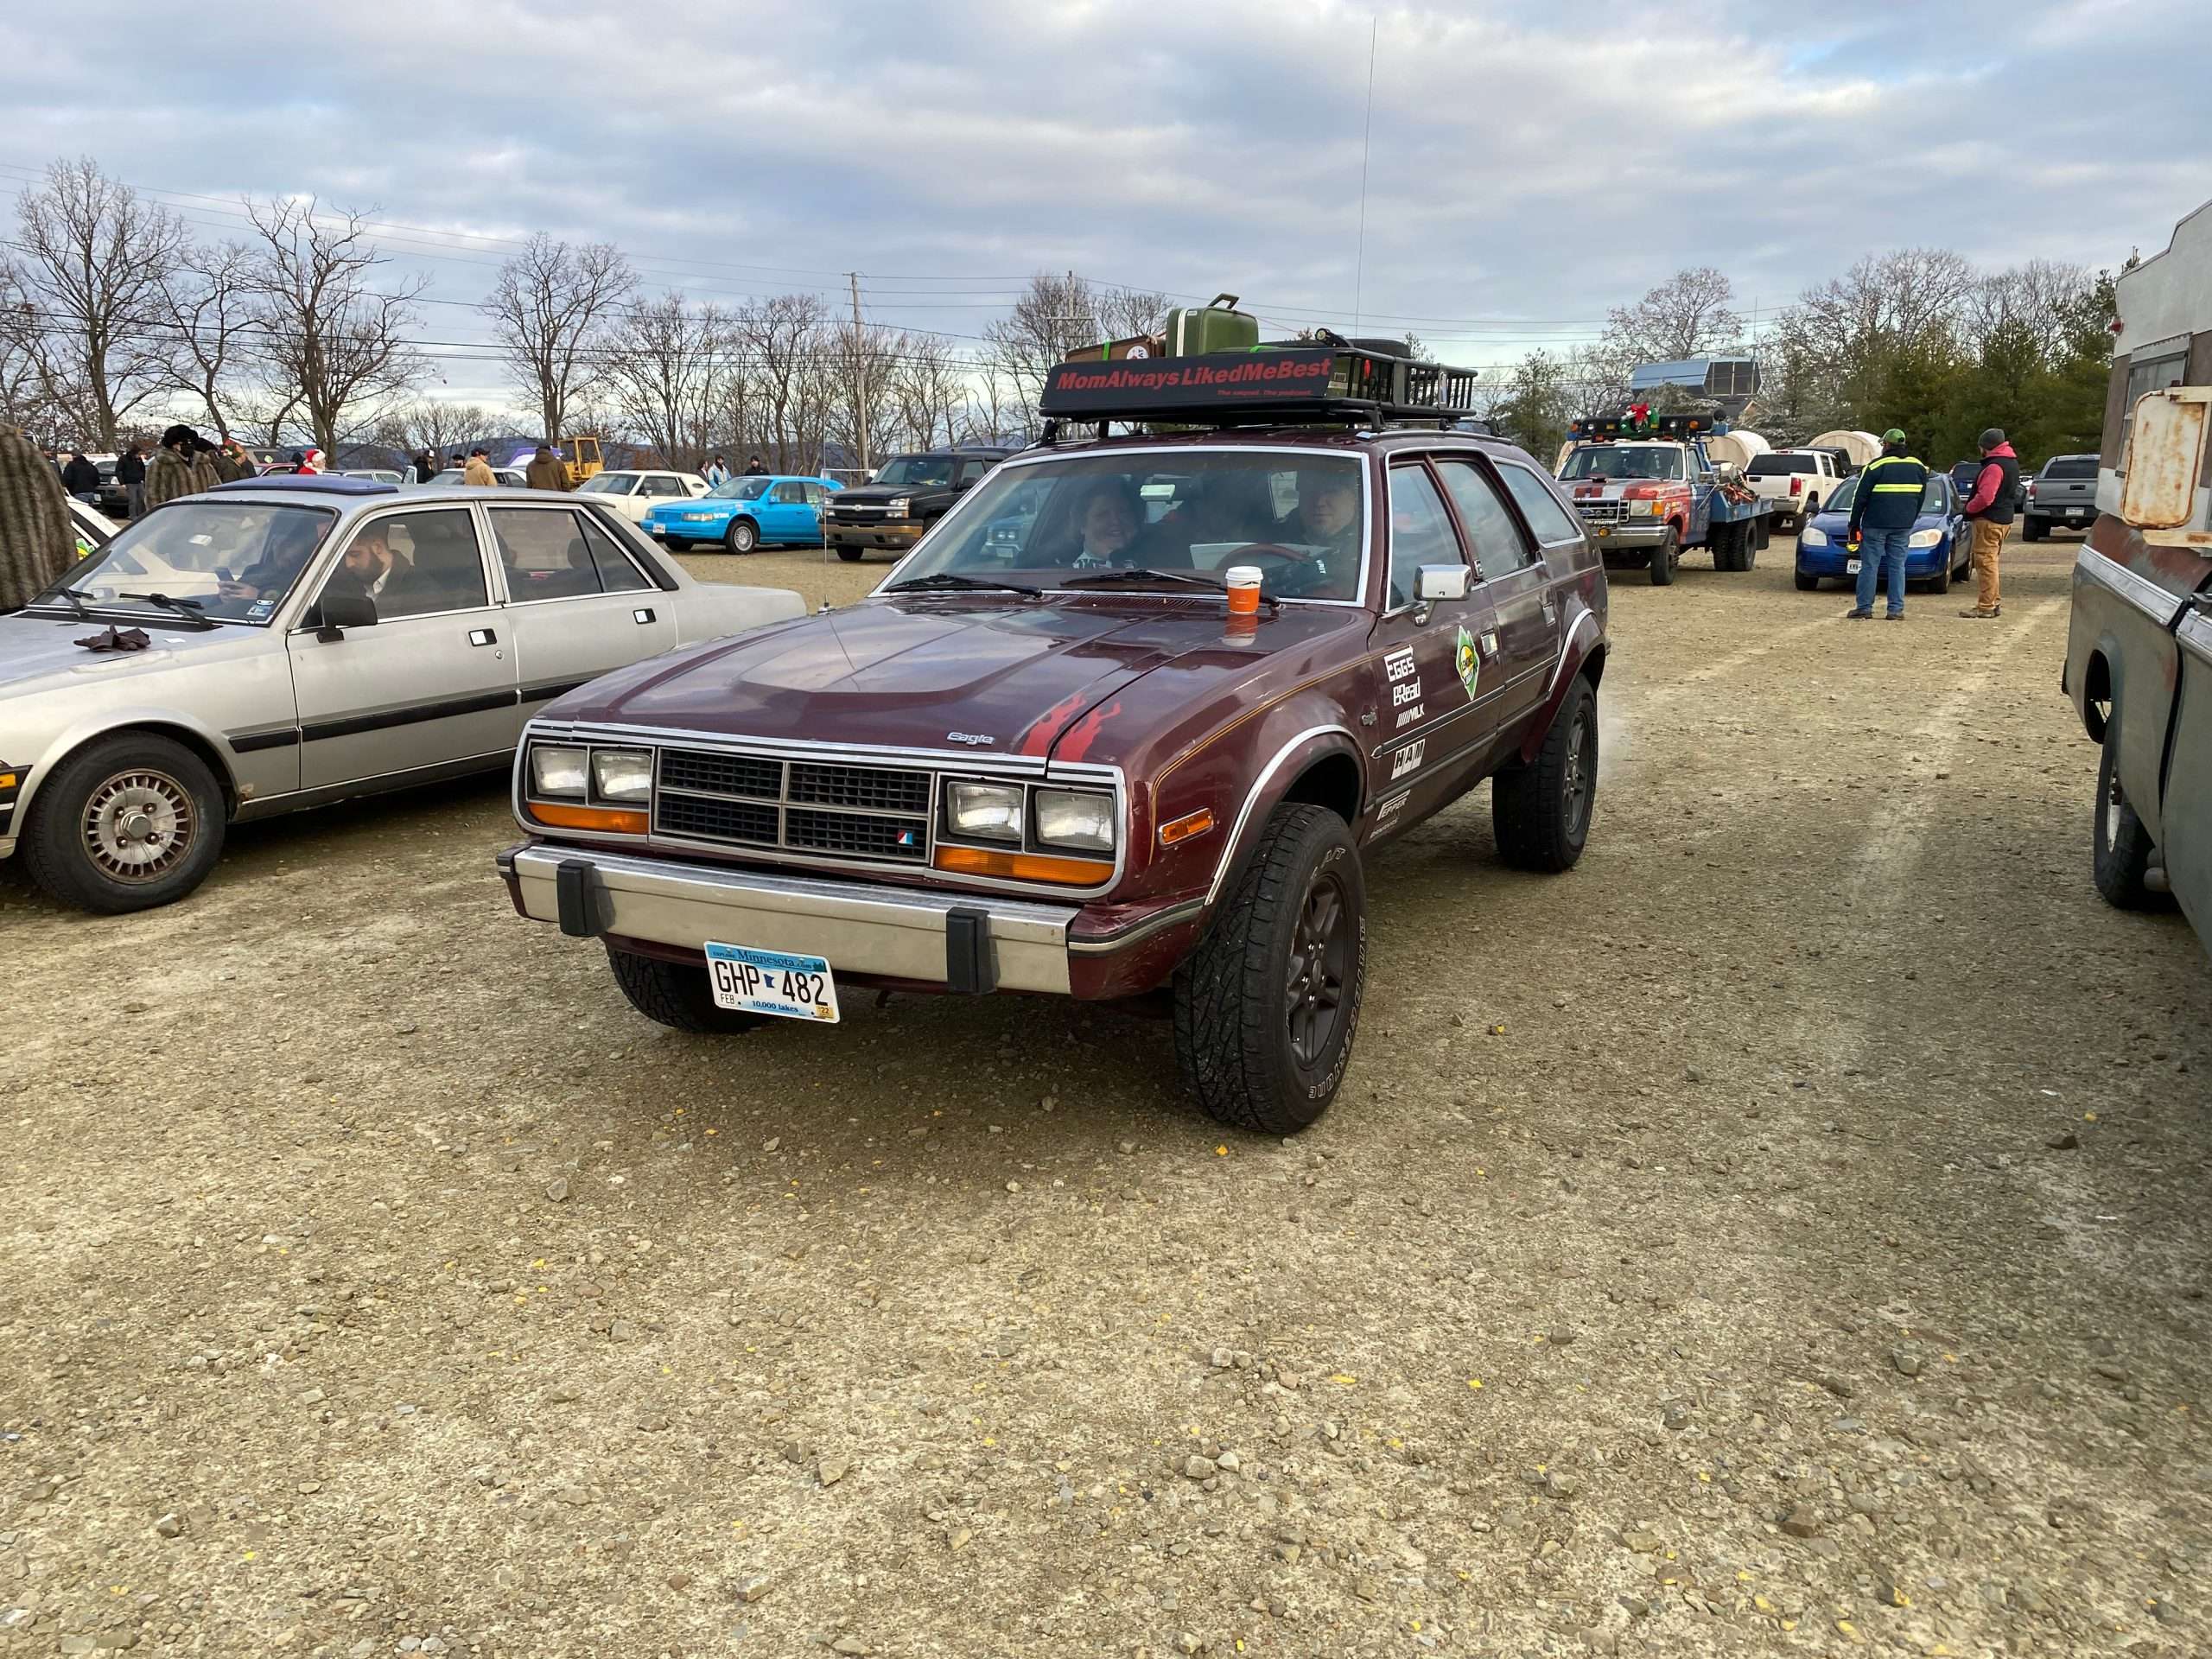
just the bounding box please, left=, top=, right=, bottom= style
left=1599, top=267, right=1744, bottom=372
left=6, top=157, right=188, bottom=447
left=982, top=271, right=1168, bottom=435
left=156, top=240, right=257, bottom=441
left=605, top=293, right=729, bottom=470
left=374, top=398, right=502, bottom=459
left=888, top=333, right=969, bottom=450
left=239, top=197, right=428, bottom=454
left=824, top=321, right=909, bottom=466
left=1963, top=259, right=2094, bottom=361
left=484, top=234, right=636, bottom=445
left=734, top=294, right=834, bottom=471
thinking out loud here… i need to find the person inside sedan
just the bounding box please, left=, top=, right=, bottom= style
left=1280, top=470, right=1361, bottom=563
left=1065, top=480, right=1143, bottom=569
left=215, top=511, right=333, bottom=607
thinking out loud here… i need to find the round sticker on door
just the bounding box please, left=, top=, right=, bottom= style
left=1454, top=625, right=1478, bottom=700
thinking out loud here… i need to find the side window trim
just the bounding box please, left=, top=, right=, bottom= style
left=1496, top=461, right=1587, bottom=546
left=1431, top=453, right=1536, bottom=581
left=1381, top=458, right=1471, bottom=619
left=311, top=503, right=495, bottom=621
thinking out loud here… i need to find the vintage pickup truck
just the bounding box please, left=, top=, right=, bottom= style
left=1554, top=413, right=1777, bottom=584
left=497, top=344, right=1611, bottom=1133
left=2064, top=386, right=2212, bottom=956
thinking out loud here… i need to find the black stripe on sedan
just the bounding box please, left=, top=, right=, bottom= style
left=229, top=728, right=302, bottom=753
left=299, top=689, right=520, bottom=744
left=519, top=677, right=593, bottom=705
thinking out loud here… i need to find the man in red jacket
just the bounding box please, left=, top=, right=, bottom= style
left=1957, top=427, right=2018, bottom=619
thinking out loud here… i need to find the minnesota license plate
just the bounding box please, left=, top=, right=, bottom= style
left=1846, top=557, right=1862, bottom=575
left=2066, top=507, right=2084, bottom=517
left=705, top=942, right=841, bottom=1023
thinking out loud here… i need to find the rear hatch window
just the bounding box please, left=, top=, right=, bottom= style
left=1746, top=454, right=1820, bottom=476
left=2043, top=458, right=2096, bottom=480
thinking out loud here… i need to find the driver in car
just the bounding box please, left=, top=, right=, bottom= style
left=215, top=513, right=333, bottom=607
left=1279, top=470, right=1361, bottom=563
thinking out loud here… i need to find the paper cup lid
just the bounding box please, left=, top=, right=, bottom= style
left=1224, top=564, right=1262, bottom=588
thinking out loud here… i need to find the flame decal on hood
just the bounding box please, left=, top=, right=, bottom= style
left=1055, top=696, right=1123, bottom=763
left=1017, top=687, right=1096, bottom=757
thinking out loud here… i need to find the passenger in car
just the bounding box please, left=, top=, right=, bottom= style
left=1052, top=480, right=1144, bottom=569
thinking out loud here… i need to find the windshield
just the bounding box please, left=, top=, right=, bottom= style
left=884, top=451, right=1364, bottom=602
left=32, top=501, right=337, bottom=624
left=708, top=476, right=772, bottom=500
left=1747, top=453, right=1820, bottom=476
left=1559, top=444, right=1685, bottom=481
left=873, top=454, right=957, bottom=489
left=577, top=474, right=634, bottom=495
left=1821, top=476, right=1948, bottom=518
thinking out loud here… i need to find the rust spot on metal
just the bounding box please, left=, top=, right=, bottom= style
left=2118, top=387, right=2209, bottom=529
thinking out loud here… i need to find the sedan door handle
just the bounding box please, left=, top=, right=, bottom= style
left=467, top=627, right=497, bottom=646
left=632, top=607, right=656, bottom=624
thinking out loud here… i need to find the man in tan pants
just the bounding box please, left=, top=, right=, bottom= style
left=1957, top=427, right=2018, bottom=618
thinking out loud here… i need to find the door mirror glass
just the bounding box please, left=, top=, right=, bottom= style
left=1415, top=563, right=1471, bottom=602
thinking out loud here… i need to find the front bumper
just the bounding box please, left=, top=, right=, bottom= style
left=1796, top=540, right=1949, bottom=577
left=500, top=842, right=1086, bottom=995
left=827, top=519, right=922, bottom=551
left=1580, top=519, right=1668, bottom=549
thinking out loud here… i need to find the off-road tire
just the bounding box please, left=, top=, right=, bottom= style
left=1648, top=528, right=1679, bottom=586
left=1710, top=519, right=1740, bottom=572
left=1794, top=568, right=1820, bottom=591
left=835, top=546, right=865, bottom=563
left=606, top=945, right=767, bottom=1033
left=1493, top=674, right=1598, bottom=873
left=1173, top=804, right=1366, bottom=1136
left=726, top=518, right=760, bottom=554
left=2092, top=716, right=2162, bottom=910
left=22, top=731, right=227, bottom=914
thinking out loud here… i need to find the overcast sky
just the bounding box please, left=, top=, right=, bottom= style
left=4, top=0, right=2208, bottom=404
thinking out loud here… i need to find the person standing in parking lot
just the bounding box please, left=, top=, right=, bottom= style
left=115, top=441, right=147, bottom=517
left=60, top=450, right=101, bottom=499
left=144, top=424, right=201, bottom=510
left=706, top=454, right=731, bottom=487
left=1956, top=427, right=2016, bottom=620
left=744, top=454, right=768, bottom=475
left=524, top=444, right=571, bottom=491
left=463, top=448, right=498, bottom=487
left=0, top=423, right=77, bottom=612
left=1844, top=428, right=1928, bottom=620
left=415, top=449, right=437, bottom=483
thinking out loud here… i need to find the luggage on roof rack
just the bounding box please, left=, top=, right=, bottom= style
left=1163, top=293, right=1260, bottom=357
left=1038, top=344, right=1478, bottom=429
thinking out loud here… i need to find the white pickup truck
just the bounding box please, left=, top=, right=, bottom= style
left=1743, top=448, right=1848, bottom=532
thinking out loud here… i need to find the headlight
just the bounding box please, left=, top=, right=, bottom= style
left=887, top=496, right=912, bottom=516
left=948, top=781, right=1023, bottom=842
left=1907, top=528, right=1942, bottom=548
left=683, top=512, right=717, bottom=522
left=530, top=744, right=588, bottom=798
left=1799, top=526, right=1827, bottom=548
left=1034, top=788, right=1116, bottom=854
left=1631, top=499, right=1663, bottom=516
left=591, top=747, right=653, bottom=802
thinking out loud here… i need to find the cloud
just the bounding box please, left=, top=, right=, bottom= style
left=3, top=0, right=2206, bottom=401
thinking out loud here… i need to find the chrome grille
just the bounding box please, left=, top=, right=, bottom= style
left=1574, top=499, right=1628, bottom=524
left=652, top=745, right=935, bottom=867
left=788, top=761, right=930, bottom=815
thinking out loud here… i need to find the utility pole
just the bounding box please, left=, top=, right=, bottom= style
left=848, top=271, right=871, bottom=474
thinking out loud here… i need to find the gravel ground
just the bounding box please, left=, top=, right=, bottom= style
left=3, top=531, right=2206, bottom=1659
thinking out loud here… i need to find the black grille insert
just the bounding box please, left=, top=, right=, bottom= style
left=788, top=762, right=931, bottom=815
left=661, top=748, right=782, bottom=800
left=656, top=793, right=779, bottom=846
left=786, top=808, right=929, bottom=861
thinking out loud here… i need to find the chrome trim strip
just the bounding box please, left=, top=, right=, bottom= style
left=1066, top=897, right=1208, bottom=953
left=2178, top=607, right=2212, bottom=670
left=1541, top=611, right=1601, bottom=706
left=1203, top=723, right=1362, bottom=907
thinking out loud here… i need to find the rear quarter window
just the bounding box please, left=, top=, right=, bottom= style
left=1747, top=454, right=1821, bottom=476
left=1497, top=465, right=1585, bottom=544
left=2043, top=457, right=2097, bottom=480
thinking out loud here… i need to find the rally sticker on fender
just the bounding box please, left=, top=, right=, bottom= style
left=1390, top=740, right=1425, bottom=779
left=1454, top=626, right=1480, bottom=700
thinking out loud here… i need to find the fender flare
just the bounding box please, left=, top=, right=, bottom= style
left=1201, top=723, right=1366, bottom=910
left=1518, top=609, right=1607, bottom=765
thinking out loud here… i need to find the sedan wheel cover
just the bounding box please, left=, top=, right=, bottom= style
left=1284, top=872, right=1351, bottom=1068
left=83, top=769, right=195, bottom=882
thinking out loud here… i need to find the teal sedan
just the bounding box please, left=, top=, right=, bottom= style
left=644, top=474, right=842, bottom=553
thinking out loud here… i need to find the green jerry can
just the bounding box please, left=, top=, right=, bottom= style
left=1165, top=294, right=1260, bottom=356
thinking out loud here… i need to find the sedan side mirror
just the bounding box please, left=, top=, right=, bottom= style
left=315, top=588, right=378, bottom=640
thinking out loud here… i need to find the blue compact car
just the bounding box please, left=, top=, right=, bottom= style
left=1793, top=472, right=1969, bottom=594
left=644, top=474, right=842, bottom=552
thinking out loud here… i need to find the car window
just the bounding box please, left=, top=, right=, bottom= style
left=1746, top=454, right=1821, bottom=476
left=576, top=512, right=652, bottom=593
left=36, top=500, right=337, bottom=624
left=804, top=482, right=829, bottom=506
left=636, top=475, right=678, bottom=498
left=1433, top=458, right=1535, bottom=575
left=1497, top=466, right=1586, bottom=544
left=1558, top=445, right=1684, bottom=481
left=2044, top=457, right=2096, bottom=480
left=580, top=474, right=637, bottom=496
left=957, top=459, right=989, bottom=486
left=321, top=507, right=489, bottom=620
left=488, top=506, right=615, bottom=601
left=1386, top=465, right=1464, bottom=610
left=772, top=480, right=805, bottom=504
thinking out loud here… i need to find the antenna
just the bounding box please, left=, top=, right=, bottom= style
left=1351, top=13, right=1377, bottom=334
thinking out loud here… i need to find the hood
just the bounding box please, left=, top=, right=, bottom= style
left=0, top=611, right=266, bottom=709
left=542, top=594, right=1357, bottom=763
left=836, top=480, right=954, bottom=506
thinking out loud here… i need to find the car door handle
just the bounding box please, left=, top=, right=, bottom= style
left=467, top=627, right=497, bottom=646
left=632, top=607, right=656, bottom=624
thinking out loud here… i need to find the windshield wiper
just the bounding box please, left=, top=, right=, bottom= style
left=120, top=592, right=220, bottom=630
left=886, top=571, right=1042, bottom=598
left=1058, top=566, right=1230, bottom=594
left=36, top=585, right=97, bottom=620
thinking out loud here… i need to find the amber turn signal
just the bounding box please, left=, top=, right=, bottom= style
left=933, top=844, right=1111, bottom=884
left=529, top=802, right=649, bottom=836
left=1158, top=807, right=1216, bottom=847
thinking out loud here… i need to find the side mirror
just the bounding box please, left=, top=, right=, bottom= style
left=315, top=588, right=378, bottom=639
left=1415, top=563, right=1471, bottom=602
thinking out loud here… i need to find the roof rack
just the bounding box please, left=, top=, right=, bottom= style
left=210, top=474, right=399, bottom=495
left=1569, top=412, right=1729, bottom=442
left=1038, top=345, right=1479, bottom=433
